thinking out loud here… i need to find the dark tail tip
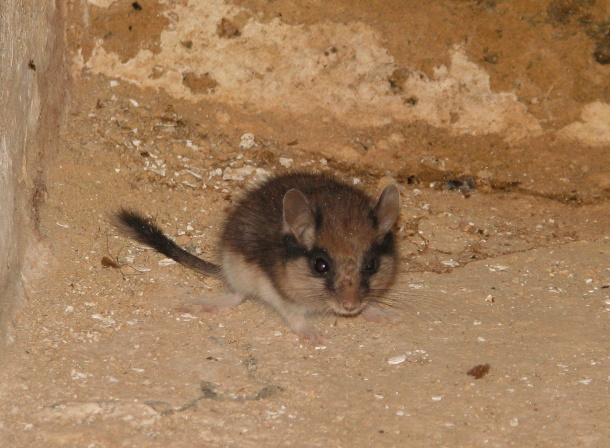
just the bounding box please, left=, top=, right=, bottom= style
left=113, top=208, right=167, bottom=247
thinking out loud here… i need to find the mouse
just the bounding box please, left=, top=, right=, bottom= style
left=114, top=172, right=401, bottom=344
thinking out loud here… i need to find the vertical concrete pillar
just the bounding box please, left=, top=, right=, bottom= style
left=0, top=0, right=66, bottom=346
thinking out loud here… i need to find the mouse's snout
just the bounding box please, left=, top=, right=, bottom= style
left=333, top=285, right=363, bottom=315
left=341, top=298, right=359, bottom=312
left=338, top=295, right=360, bottom=313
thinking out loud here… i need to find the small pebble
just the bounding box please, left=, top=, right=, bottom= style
left=388, top=355, right=407, bottom=365
left=279, top=158, right=293, bottom=168
left=239, top=133, right=256, bottom=149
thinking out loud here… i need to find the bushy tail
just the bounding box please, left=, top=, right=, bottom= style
left=114, top=209, right=222, bottom=279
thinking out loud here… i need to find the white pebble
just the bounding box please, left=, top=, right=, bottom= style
left=239, top=133, right=256, bottom=149
left=279, top=158, right=293, bottom=168
left=387, top=355, right=407, bottom=365
left=209, top=168, right=223, bottom=178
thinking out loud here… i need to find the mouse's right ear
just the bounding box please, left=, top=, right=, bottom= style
left=283, top=189, right=316, bottom=250
left=375, top=184, right=400, bottom=236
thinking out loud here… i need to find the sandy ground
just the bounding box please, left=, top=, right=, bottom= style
left=1, top=0, right=609, bottom=446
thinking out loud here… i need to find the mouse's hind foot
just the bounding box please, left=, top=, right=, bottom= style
left=177, top=293, right=245, bottom=314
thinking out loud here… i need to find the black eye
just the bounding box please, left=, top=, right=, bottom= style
left=363, top=258, right=378, bottom=274
left=313, top=258, right=330, bottom=275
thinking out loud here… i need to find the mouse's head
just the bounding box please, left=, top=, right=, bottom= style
left=279, top=183, right=400, bottom=316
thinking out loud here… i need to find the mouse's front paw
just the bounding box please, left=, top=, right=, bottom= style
left=285, top=313, right=327, bottom=346
left=361, top=305, right=400, bottom=325
left=296, top=326, right=327, bottom=346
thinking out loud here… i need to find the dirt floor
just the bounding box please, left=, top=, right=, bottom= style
left=1, top=0, right=610, bottom=446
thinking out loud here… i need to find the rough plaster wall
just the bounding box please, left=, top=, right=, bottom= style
left=82, top=0, right=610, bottom=145
left=0, top=0, right=66, bottom=346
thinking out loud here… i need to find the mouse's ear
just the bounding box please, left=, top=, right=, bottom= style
left=375, top=184, right=400, bottom=235
left=283, top=189, right=316, bottom=250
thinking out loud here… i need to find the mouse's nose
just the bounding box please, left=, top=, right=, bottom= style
left=342, top=300, right=358, bottom=312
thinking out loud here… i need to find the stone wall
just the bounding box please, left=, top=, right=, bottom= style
left=0, top=0, right=66, bottom=346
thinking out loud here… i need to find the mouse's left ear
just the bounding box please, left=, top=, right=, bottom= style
left=375, top=184, right=400, bottom=235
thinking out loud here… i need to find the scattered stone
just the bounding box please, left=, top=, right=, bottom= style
left=217, top=17, right=241, bottom=39
left=467, top=363, right=491, bottom=379
left=222, top=166, right=269, bottom=181
left=279, top=157, right=293, bottom=168
left=239, top=133, right=256, bottom=149
left=387, top=355, right=407, bottom=365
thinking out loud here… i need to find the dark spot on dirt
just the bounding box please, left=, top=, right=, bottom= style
left=197, top=381, right=283, bottom=402
left=446, top=176, right=476, bottom=194
left=467, top=363, right=491, bottom=379
left=132, top=1, right=142, bottom=11
left=243, top=356, right=258, bottom=372
left=324, top=46, right=338, bottom=56
left=593, top=41, right=610, bottom=64
left=578, top=13, right=593, bottom=24
left=28, top=59, right=36, bottom=70
left=484, top=53, right=499, bottom=64
left=182, top=71, right=218, bottom=94
left=217, top=17, right=241, bottom=39
left=200, top=382, right=219, bottom=399
left=31, top=175, right=48, bottom=228
left=388, top=67, right=409, bottom=94
left=547, top=0, right=594, bottom=24
left=405, top=175, right=417, bottom=184
left=255, top=385, right=283, bottom=400
left=181, top=40, right=193, bottom=49
left=406, top=96, right=418, bottom=105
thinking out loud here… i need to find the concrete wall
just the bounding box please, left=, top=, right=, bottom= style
left=0, top=0, right=66, bottom=346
